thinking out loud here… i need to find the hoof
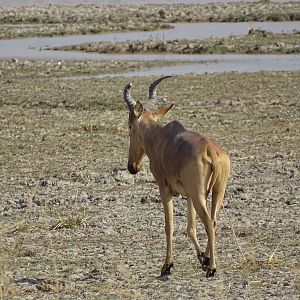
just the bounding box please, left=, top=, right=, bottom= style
left=206, top=268, right=216, bottom=278
left=198, top=252, right=210, bottom=271
left=161, top=262, right=174, bottom=276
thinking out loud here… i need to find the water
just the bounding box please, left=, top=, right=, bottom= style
left=62, top=55, right=300, bottom=79
left=1, top=22, right=299, bottom=60
left=0, top=21, right=299, bottom=75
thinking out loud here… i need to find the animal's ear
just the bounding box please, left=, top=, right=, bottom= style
left=134, top=101, right=144, bottom=119
left=153, top=103, right=174, bottom=120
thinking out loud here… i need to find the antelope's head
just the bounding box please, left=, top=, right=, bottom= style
left=123, top=76, right=174, bottom=174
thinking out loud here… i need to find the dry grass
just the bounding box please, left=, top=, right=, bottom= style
left=0, top=62, right=299, bottom=299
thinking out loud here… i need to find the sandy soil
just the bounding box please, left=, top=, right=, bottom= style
left=0, top=60, right=299, bottom=299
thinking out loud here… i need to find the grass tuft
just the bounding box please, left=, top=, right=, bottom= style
left=51, top=211, right=88, bottom=230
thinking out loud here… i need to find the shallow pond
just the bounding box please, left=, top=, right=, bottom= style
left=61, top=54, right=300, bottom=78
left=0, top=21, right=299, bottom=75
left=1, top=21, right=299, bottom=58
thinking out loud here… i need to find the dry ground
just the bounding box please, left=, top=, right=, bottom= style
left=1, top=2, right=300, bottom=39
left=0, top=61, right=299, bottom=299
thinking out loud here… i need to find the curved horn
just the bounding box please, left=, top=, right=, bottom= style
left=148, top=75, right=173, bottom=100
left=124, top=82, right=136, bottom=110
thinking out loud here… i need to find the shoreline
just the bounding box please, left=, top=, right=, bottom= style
left=50, top=31, right=300, bottom=55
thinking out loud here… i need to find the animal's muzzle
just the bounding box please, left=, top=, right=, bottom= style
left=127, top=162, right=140, bottom=175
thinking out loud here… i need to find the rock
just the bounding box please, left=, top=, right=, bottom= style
left=36, top=283, right=60, bottom=293
left=112, top=168, right=135, bottom=185
left=140, top=197, right=149, bottom=204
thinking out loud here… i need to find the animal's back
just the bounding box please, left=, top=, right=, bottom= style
left=162, top=121, right=221, bottom=175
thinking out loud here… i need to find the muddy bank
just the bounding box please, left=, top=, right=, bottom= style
left=0, top=60, right=299, bottom=299
left=0, top=59, right=181, bottom=79
left=1, top=2, right=300, bottom=39
left=53, top=31, right=300, bottom=55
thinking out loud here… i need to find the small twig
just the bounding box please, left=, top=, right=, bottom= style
left=268, top=237, right=284, bottom=263
left=52, top=222, right=62, bottom=230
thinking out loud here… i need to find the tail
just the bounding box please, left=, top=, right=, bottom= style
left=207, top=148, right=219, bottom=194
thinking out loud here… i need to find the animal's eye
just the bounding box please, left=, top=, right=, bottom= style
left=128, top=126, right=132, bottom=130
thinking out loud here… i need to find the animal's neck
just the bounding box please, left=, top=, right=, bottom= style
left=142, top=121, right=164, bottom=159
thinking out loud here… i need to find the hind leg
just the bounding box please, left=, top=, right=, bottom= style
left=201, top=178, right=229, bottom=272
left=203, top=155, right=230, bottom=274
left=184, top=163, right=216, bottom=276
left=186, top=197, right=202, bottom=260
left=191, top=192, right=217, bottom=277
left=186, top=197, right=210, bottom=270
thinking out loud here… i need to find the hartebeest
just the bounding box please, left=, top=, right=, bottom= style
left=123, top=76, right=230, bottom=278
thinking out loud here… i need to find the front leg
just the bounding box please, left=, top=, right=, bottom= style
left=160, top=190, right=174, bottom=276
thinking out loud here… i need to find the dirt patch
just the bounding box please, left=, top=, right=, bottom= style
left=0, top=62, right=299, bottom=299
